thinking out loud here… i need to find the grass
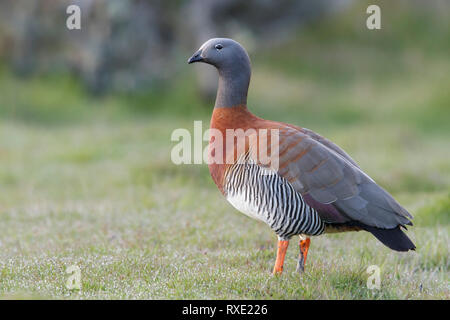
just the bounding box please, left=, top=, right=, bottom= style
left=0, top=1, right=449, bottom=299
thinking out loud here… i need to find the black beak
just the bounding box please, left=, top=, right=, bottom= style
left=187, top=50, right=204, bottom=64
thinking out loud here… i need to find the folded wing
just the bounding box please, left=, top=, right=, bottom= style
left=276, top=126, right=413, bottom=229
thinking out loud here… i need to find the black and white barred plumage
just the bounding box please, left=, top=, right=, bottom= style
left=224, top=160, right=325, bottom=240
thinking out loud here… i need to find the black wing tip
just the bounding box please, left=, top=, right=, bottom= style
left=363, top=225, right=416, bottom=252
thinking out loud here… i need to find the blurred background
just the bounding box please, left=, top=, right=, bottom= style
left=0, top=0, right=448, bottom=299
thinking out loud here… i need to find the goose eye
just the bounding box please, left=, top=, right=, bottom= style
left=215, top=44, right=223, bottom=50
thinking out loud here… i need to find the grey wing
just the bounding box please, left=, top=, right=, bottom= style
left=301, top=127, right=360, bottom=168
left=277, top=127, right=413, bottom=229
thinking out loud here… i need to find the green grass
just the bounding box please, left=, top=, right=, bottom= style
left=0, top=1, right=449, bottom=299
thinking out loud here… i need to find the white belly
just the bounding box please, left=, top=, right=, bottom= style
left=226, top=192, right=268, bottom=223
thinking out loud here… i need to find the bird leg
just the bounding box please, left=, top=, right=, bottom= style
left=296, top=237, right=311, bottom=273
left=273, top=239, right=289, bottom=275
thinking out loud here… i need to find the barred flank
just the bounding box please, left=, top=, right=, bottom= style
left=225, top=160, right=325, bottom=240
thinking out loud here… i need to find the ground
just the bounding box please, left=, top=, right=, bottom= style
left=0, top=2, right=448, bottom=299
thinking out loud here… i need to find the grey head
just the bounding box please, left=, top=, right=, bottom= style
left=188, top=38, right=251, bottom=108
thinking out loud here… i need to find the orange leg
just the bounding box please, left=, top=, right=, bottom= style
left=296, top=237, right=311, bottom=273
left=273, top=240, right=289, bottom=275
